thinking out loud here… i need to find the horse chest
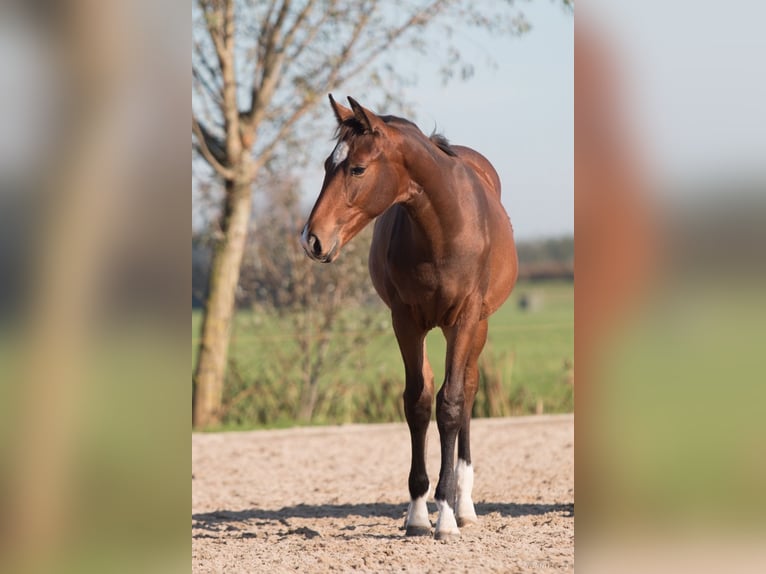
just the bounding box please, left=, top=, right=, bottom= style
left=390, top=259, right=441, bottom=295
left=385, top=253, right=482, bottom=325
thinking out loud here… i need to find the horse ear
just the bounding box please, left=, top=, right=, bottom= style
left=347, top=97, right=383, bottom=134
left=329, top=94, right=353, bottom=125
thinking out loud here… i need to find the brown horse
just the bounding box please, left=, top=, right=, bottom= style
left=301, top=95, right=517, bottom=539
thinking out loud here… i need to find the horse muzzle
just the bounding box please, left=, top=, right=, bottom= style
left=301, top=224, right=339, bottom=263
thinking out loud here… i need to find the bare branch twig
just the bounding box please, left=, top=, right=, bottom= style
left=193, top=115, right=235, bottom=179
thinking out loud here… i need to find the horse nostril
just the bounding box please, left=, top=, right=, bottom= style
left=308, top=233, right=322, bottom=257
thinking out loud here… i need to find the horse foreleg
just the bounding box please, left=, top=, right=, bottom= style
left=455, top=319, right=488, bottom=528
left=393, top=312, right=433, bottom=536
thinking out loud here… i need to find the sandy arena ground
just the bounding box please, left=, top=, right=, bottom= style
left=192, top=414, right=574, bottom=573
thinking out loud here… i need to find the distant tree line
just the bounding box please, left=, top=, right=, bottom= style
left=515, top=235, right=574, bottom=281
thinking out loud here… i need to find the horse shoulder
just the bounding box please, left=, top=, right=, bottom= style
left=369, top=206, right=412, bottom=308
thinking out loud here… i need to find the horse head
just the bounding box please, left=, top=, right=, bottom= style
left=301, top=95, right=409, bottom=262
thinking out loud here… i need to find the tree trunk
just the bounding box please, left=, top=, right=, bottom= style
left=193, top=167, right=254, bottom=429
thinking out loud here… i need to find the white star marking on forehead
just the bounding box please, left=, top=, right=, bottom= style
left=332, top=141, right=349, bottom=167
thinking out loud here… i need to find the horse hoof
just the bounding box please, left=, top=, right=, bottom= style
left=405, top=525, right=433, bottom=537
left=457, top=515, right=478, bottom=528
left=433, top=528, right=461, bottom=541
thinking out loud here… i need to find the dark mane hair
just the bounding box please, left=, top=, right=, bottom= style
left=429, top=132, right=458, bottom=157
left=334, top=115, right=457, bottom=158
left=333, top=119, right=365, bottom=142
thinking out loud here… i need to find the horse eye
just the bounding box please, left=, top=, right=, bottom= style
left=350, top=166, right=366, bottom=176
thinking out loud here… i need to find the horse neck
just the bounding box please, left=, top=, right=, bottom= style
left=398, top=132, right=463, bottom=255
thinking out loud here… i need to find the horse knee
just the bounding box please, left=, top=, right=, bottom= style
left=435, top=387, right=464, bottom=433
left=403, top=386, right=432, bottom=426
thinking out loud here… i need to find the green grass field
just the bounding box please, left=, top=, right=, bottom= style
left=192, top=279, right=573, bottom=429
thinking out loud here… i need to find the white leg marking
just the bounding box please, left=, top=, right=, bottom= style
left=405, top=493, right=431, bottom=530
left=434, top=499, right=460, bottom=539
left=455, top=459, right=478, bottom=526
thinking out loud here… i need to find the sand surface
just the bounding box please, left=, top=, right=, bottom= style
left=192, top=414, right=574, bottom=573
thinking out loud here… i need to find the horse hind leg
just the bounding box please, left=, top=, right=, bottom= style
left=434, top=305, right=482, bottom=540
left=455, top=319, right=488, bottom=528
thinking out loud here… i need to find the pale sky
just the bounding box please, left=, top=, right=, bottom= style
left=299, top=2, right=574, bottom=241
left=398, top=1, right=574, bottom=240
left=582, top=0, right=766, bottom=193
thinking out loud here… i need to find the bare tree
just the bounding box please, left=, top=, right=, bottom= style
left=191, top=0, right=560, bottom=428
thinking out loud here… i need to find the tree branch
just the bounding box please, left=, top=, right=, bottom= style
left=201, top=0, right=242, bottom=160
left=192, top=37, right=223, bottom=103
left=255, top=0, right=280, bottom=67
left=193, top=66, right=222, bottom=107
left=193, top=115, right=235, bottom=179
left=335, top=1, right=449, bottom=86
left=282, top=0, right=318, bottom=49
left=253, top=94, right=318, bottom=170
left=253, top=2, right=377, bottom=165
left=247, top=0, right=296, bottom=127
left=253, top=1, right=450, bottom=169
left=285, top=6, right=331, bottom=63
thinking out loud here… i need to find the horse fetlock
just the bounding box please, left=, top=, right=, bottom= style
left=433, top=480, right=456, bottom=504
left=408, top=474, right=430, bottom=500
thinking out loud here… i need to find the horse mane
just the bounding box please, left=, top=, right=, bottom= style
left=428, top=132, right=458, bottom=157
left=334, top=115, right=457, bottom=158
